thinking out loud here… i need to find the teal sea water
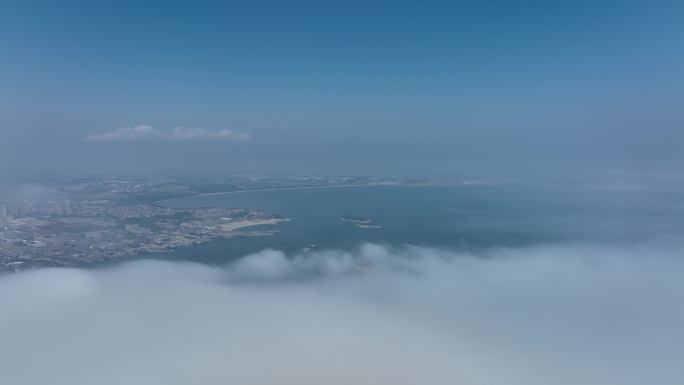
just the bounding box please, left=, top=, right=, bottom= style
left=114, top=185, right=684, bottom=265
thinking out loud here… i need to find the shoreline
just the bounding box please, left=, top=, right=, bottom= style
left=153, top=184, right=364, bottom=204
left=218, top=218, right=289, bottom=232
left=152, top=183, right=467, bottom=205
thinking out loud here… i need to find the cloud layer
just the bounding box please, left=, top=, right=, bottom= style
left=84, top=125, right=251, bottom=142
left=1, top=242, right=683, bottom=385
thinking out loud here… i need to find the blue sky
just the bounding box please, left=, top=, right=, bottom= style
left=1, top=0, right=682, bottom=177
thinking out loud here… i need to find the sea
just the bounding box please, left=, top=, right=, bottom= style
left=109, top=184, right=684, bottom=266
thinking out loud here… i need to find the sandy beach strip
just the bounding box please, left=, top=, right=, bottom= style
left=218, top=218, right=286, bottom=232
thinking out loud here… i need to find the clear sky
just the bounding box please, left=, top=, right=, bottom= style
left=1, top=0, right=682, bottom=178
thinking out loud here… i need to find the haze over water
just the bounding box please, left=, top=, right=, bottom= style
left=133, top=184, right=684, bottom=265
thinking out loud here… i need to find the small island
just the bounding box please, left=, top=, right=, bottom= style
left=341, top=215, right=382, bottom=229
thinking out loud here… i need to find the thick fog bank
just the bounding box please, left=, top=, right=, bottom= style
left=1, top=242, right=683, bottom=385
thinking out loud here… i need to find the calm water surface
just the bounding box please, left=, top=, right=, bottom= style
left=112, top=185, right=684, bottom=265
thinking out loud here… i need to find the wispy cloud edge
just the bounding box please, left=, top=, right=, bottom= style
left=84, top=125, right=251, bottom=142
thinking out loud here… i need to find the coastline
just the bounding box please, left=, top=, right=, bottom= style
left=153, top=184, right=379, bottom=205
left=218, top=218, right=289, bottom=232
left=152, top=183, right=467, bottom=205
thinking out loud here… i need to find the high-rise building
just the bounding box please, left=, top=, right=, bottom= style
left=64, top=200, right=72, bottom=216
left=56, top=202, right=64, bottom=216
left=0, top=204, right=6, bottom=219
left=7, top=204, right=18, bottom=217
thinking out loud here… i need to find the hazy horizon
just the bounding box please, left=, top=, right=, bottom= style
left=2, top=0, right=683, bottom=178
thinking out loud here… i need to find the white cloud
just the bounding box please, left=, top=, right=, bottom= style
left=84, top=125, right=162, bottom=142
left=171, top=127, right=251, bottom=141
left=1, top=242, right=683, bottom=385
left=84, top=125, right=251, bottom=142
